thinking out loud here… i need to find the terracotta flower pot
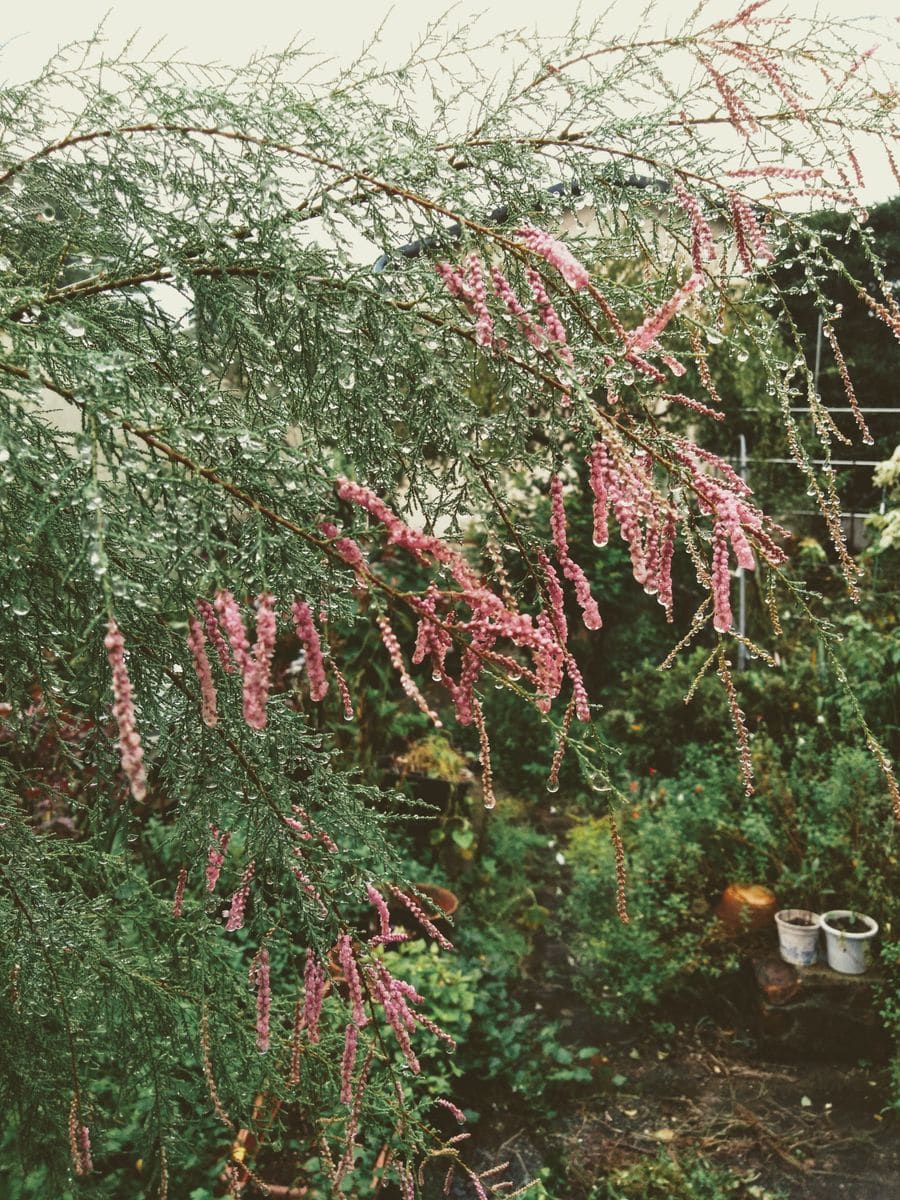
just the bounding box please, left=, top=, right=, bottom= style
left=410, top=882, right=459, bottom=918
left=716, top=883, right=777, bottom=933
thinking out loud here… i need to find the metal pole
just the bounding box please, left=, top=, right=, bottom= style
left=813, top=312, right=823, bottom=395
left=737, top=433, right=748, bottom=670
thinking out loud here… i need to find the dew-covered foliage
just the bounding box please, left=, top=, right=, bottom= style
left=0, top=4, right=897, bottom=1195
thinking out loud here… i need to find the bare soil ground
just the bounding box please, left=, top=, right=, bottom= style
left=453, top=1020, right=899, bottom=1200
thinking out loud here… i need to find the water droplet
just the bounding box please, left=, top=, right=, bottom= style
left=61, top=317, right=86, bottom=338
left=11, top=595, right=30, bottom=616
left=483, top=796, right=496, bottom=810
left=546, top=779, right=560, bottom=794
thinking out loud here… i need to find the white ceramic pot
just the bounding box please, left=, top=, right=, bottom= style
left=774, top=909, right=820, bottom=966
left=820, top=910, right=878, bottom=975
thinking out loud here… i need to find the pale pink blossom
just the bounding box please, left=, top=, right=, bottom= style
left=292, top=600, right=329, bottom=702
left=537, top=550, right=567, bottom=643
left=490, top=266, right=545, bottom=348
left=515, top=225, right=590, bottom=290
left=549, top=476, right=602, bottom=630
left=337, top=933, right=367, bottom=1026
left=68, top=1097, right=93, bottom=1176
left=729, top=192, right=774, bottom=272
left=436, top=1098, right=467, bottom=1123
left=526, top=269, right=574, bottom=365
left=566, top=654, right=591, bottom=722
left=252, top=948, right=271, bottom=1053
left=673, top=180, right=717, bottom=274
left=587, top=443, right=610, bottom=548
left=711, top=524, right=734, bottom=633
left=172, top=867, right=188, bottom=917
left=377, top=614, right=442, bottom=726
left=330, top=661, right=354, bottom=720
left=196, top=598, right=234, bottom=673
left=104, top=619, right=147, bottom=803
left=464, top=253, right=493, bottom=348
left=388, top=885, right=453, bottom=951
left=367, top=883, right=406, bottom=947
left=243, top=592, right=276, bottom=730
left=473, top=698, right=495, bottom=810
left=340, top=1021, right=360, bottom=1104
left=187, top=616, right=218, bottom=727
left=627, top=272, right=704, bottom=352
left=213, top=590, right=251, bottom=675
left=224, top=861, right=255, bottom=931
left=302, top=950, right=327, bottom=1044
left=206, top=827, right=230, bottom=893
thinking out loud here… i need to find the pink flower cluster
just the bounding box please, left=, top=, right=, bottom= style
left=699, top=56, right=759, bottom=136
left=388, top=885, right=453, bottom=952
left=340, top=1021, right=360, bottom=1104
left=673, top=181, right=717, bottom=275
left=465, top=253, right=493, bottom=347
left=436, top=1097, right=467, bottom=1123
left=729, top=192, right=774, bottom=272
left=367, top=883, right=407, bottom=947
left=330, top=661, right=355, bottom=720
left=378, top=614, right=442, bottom=727
left=490, top=266, right=545, bottom=349
left=206, top=826, right=231, bottom=893
left=723, top=40, right=807, bottom=122
left=224, top=860, right=255, bottom=931
left=514, top=225, right=590, bottom=290
left=68, top=1097, right=93, bottom=1177
left=302, top=949, right=327, bottom=1044
left=473, top=699, right=495, bottom=810
left=725, top=165, right=822, bottom=181
left=435, top=255, right=493, bottom=347
left=320, top=520, right=367, bottom=574
left=338, top=932, right=367, bottom=1026
left=187, top=615, right=218, bottom=727
left=104, top=619, right=147, bottom=803
left=196, top=598, right=234, bottom=673
left=587, top=440, right=677, bottom=618
left=292, top=600, right=329, bottom=702
left=252, top=947, right=271, bottom=1053
left=172, top=866, right=188, bottom=917
left=711, top=525, right=734, bottom=633
left=627, top=272, right=704, bottom=354
left=367, top=955, right=455, bottom=1074
left=214, top=589, right=251, bottom=674
left=526, top=269, right=574, bottom=365
left=436, top=227, right=589, bottom=398
left=672, top=438, right=787, bottom=631
left=549, top=475, right=602, bottom=630
left=242, top=592, right=276, bottom=729
left=337, top=476, right=595, bottom=735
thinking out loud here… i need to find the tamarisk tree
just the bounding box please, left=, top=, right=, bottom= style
left=0, top=4, right=897, bottom=1195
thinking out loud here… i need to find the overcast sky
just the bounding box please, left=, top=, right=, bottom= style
left=3, top=1, right=898, bottom=202
left=5, top=0, right=899, bottom=80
